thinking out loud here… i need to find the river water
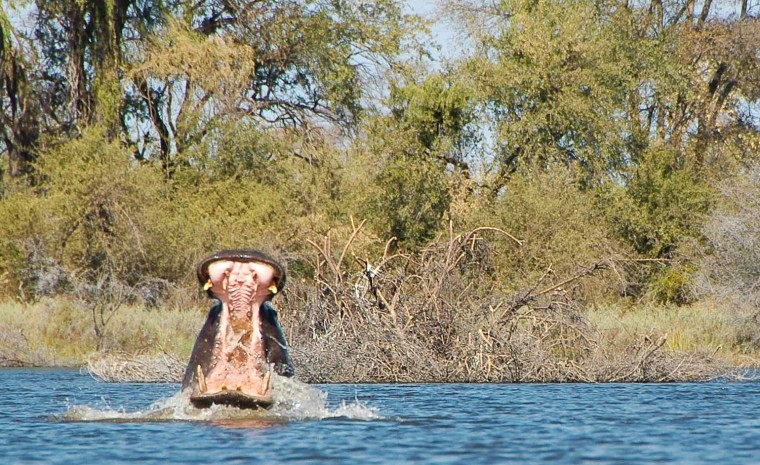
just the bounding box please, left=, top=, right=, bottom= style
left=1, top=368, right=759, bottom=464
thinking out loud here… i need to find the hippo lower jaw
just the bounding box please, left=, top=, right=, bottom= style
left=190, top=381, right=272, bottom=409
left=191, top=362, right=273, bottom=410
left=188, top=259, right=279, bottom=409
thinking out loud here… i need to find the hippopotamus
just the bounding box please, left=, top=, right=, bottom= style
left=182, top=249, right=294, bottom=409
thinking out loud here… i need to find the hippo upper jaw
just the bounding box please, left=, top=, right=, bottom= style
left=187, top=259, right=279, bottom=409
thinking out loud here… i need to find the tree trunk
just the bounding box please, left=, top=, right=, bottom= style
left=1, top=49, right=39, bottom=182
left=138, top=79, right=174, bottom=178
left=698, top=0, right=713, bottom=25
left=65, top=1, right=92, bottom=125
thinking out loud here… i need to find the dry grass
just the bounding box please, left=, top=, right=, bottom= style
left=0, top=297, right=201, bottom=368
left=0, top=299, right=85, bottom=367
left=0, top=326, right=60, bottom=367
left=589, top=300, right=760, bottom=368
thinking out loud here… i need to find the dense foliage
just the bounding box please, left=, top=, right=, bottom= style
left=1, top=0, right=759, bottom=316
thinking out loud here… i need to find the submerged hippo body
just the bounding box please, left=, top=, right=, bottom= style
left=182, top=249, right=294, bottom=409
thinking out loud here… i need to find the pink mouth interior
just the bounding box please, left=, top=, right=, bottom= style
left=197, top=260, right=277, bottom=399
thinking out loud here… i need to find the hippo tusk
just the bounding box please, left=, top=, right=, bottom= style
left=261, top=371, right=271, bottom=396
left=197, top=365, right=208, bottom=393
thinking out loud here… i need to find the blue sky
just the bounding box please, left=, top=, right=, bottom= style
left=406, top=0, right=463, bottom=62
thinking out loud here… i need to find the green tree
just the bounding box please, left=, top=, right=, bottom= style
left=453, top=0, right=637, bottom=189
left=448, top=0, right=760, bottom=186
left=0, top=5, right=39, bottom=185
left=359, top=71, right=477, bottom=248
left=441, top=0, right=759, bottom=301
left=2, top=1, right=421, bottom=179
left=123, top=0, right=420, bottom=177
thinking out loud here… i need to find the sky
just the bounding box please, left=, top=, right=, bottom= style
left=405, top=0, right=463, bottom=63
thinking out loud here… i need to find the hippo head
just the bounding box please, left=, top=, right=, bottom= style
left=182, top=249, right=293, bottom=409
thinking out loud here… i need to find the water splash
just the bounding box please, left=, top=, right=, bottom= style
left=55, top=376, right=380, bottom=424
left=269, top=375, right=380, bottom=421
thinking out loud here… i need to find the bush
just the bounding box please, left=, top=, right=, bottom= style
left=455, top=167, right=625, bottom=298
left=691, top=165, right=760, bottom=347
left=0, top=128, right=162, bottom=297
left=607, top=149, right=713, bottom=260
left=279, top=225, right=726, bottom=383
left=366, top=154, right=450, bottom=249
left=0, top=126, right=320, bottom=299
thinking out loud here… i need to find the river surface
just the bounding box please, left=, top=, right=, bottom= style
left=1, top=368, right=759, bottom=464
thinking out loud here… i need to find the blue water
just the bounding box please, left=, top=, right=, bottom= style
left=1, top=369, right=759, bottom=464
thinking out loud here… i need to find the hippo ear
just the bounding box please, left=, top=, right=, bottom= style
left=202, top=279, right=216, bottom=298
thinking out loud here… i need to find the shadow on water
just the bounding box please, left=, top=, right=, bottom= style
left=51, top=375, right=381, bottom=426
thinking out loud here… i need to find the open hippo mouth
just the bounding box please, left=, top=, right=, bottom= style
left=182, top=250, right=293, bottom=409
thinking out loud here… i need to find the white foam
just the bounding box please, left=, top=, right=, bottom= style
left=57, top=376, right=380, bottom=423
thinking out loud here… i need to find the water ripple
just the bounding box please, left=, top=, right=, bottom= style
left=1, top=369, right=759, bottom=464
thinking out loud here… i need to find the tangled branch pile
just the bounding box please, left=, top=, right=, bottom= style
left=85, top=352, right=185, bottom=383
left=281, top=226, right=728, bottom=383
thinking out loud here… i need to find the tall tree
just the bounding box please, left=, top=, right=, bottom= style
left=31, top=0, right=169, bottom=131
left=3, top=1, right=420, bottom=180
left=446, top=0, right=760, bottom=189
left=124, top=0, right=419, bottom=177
left=0, top=6, right=39, bottom=184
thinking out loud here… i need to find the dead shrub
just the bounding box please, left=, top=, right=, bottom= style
left=85, top=351, right=185, bottom=383
left=691, top=165, right=760, bottom=348
left=19, top=219, right=731, bottom=382
left=280, top=224, right=729, bottom=383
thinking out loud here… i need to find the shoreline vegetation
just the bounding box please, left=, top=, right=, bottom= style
left=1, top=297, right=756, bottom=383
left=2, top=228, right=758, bottom=383
left=2, top=1, right=760, bottom=383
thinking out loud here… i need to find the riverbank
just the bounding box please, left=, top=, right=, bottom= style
left=1, top=296, right=757, bottom=383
